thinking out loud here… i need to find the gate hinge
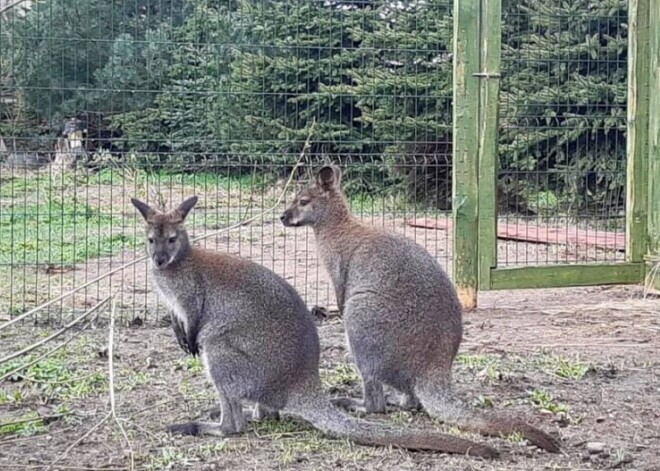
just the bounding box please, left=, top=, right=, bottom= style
left=472, top=72, right=501, bottom=79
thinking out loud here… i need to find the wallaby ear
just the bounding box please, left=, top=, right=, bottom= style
left=316, top=165, right=342, bottom=191
left=131, top=198, right=155, bottom=222
left=172, top=196, right=198, bottom=222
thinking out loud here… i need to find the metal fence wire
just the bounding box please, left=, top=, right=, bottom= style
left=0, top=0, right=630, bottom=324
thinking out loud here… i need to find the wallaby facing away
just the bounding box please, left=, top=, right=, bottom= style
left=280, top=166, right=561, bottom=453
left=131, top=196, right=499, bottom=458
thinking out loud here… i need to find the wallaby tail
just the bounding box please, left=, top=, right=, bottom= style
left=286, top=392, right=499, bottom=458
left=415, top=383, right=560, bottom=453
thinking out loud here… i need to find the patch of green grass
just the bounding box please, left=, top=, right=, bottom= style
left=0, top=412, right=48, bottom=437
left=0, top=197, right=136, bottom=266
left=119, top=370, right=153, bottom=392
left=456, top=353, right=505, bottom=380
left=0, top=390, right=24, bottom=405
left=144, top=446, right=190, bottom=471
left=254, top=417, right=317, bottom=438
left=473, top=395, right=495, bottom=409
left=529, top=389, right=570, bottom=416
left=320, top=364, right=360, bottom=389
left=0, top=354, right=107, bottom=403
left=176, top=357, right=204, bottom=376
left=505, top=431, right=526, bottom=445
left=88, top=167, right=270, bottom=191
left=0, top=174, right=53, bottom=198
left=544, top=355, right=591, bottom=380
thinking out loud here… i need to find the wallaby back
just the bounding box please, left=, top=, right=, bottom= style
left=132, top=196, right=500, bottom=458
left=280, top=167, right=560, bottom=453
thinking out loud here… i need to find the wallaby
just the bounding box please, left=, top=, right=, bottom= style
left=131, top=195, right=499, bottom=458
left=279, top=166, right=561, bottom=453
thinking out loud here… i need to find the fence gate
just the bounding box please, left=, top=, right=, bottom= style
left=452, top=0, right=658, bottom=309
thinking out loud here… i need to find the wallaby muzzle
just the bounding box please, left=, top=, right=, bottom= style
left=279, top=209, right=299, bottom=227
left=152, top=252, right=170, bottom=268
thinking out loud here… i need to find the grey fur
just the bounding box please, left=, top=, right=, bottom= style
left=280, top=166, right=561, bottom=453
left=131, top=196, right=499, bottom=458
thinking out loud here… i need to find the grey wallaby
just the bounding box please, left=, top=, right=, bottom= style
left=131, top=195, right=500, bottom=458
left=279, top=166, right=561, bottom=453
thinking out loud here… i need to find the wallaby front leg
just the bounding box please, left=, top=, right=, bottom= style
left=170, top=311, right=191, bottom=355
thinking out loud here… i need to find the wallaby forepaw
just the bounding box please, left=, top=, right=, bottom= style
left=168, top=422, right=200, bottom=436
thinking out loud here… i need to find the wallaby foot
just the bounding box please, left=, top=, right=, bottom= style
left=252, top=402, right=280, bottom=421
left=180, top=392, right=245, bottom=436
left=331, top=379, right=386, bottom=414
left=399, top=392, right=422, bottom=411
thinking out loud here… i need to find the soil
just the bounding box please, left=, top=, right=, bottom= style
left=0, top=285, right=658, bottom=471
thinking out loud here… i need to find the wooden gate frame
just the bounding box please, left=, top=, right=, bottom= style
left=452, top=0, right=658, bottom=310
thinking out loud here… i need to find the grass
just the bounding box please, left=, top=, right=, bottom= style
left=0, top=197, right=135, bottom=266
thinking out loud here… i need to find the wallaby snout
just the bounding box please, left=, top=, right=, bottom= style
left=153, top=252, right=169, bottom=268
left=279, top=209, right=299, bottom=227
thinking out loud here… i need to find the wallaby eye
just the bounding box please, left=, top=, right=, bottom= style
left=299, top=199, right=310, bottom=207
left=168, top=237, right=177, bottom=244
left=148, top=238, right=154, bottom=244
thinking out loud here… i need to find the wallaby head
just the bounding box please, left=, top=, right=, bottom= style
left=280, top=165, right=349, bottom=228
left=131, top=196, right=198, bottom=270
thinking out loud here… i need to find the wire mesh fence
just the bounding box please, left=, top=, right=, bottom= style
left=497, top=0, right=628, bottom=267
left=0, top=0, right=636, bottom=324
left=0, top=0, right=454, bottom=324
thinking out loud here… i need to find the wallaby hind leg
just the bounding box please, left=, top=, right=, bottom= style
left=331, top=377, right=386, bottom=414
left=170, top=390, right=245, bottom=436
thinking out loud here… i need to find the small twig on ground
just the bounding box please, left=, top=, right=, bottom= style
left=49, top=414, right=111, bottom=469
left=108, top=300, right=135, bottom=471
left=0, top=295, right=112, bottom=367
left=1, top=119, right=317, bottom=331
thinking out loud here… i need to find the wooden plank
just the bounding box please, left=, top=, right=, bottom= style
left=647, top=0, right=660, bottom=290
left=477, top=0, right=502, bottom=291
left=452, top=0, right=481, bottom=310
left=490, top=263, right=644, bottom=291
left=407, top=218, right=625, bottom=252
left=626, top=0, right=650, bottom=263
left=647, top=0, right=660, bottom=260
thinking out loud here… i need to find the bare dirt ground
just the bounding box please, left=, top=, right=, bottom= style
left=0, top=285, right=658, bottom=471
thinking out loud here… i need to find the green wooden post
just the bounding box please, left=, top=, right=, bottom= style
left=647, top=0, right=660, bottom=289
left=626, top=0, right=650, bottom=264
left=477, top=0, right=502, bottom=290
left=453, top=0, right=481, bottom=310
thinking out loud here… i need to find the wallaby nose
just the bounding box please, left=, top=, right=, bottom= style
left=279, top=212, right=287, bottom=222
left=153, top=254, right=168, bottom=267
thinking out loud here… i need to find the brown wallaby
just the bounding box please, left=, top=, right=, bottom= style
left=280, top=166, right=561, bottom=453
left=131, top=195, right=499, bottom=458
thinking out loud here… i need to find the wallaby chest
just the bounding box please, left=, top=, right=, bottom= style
left=151, top=269, right=195, bottom=328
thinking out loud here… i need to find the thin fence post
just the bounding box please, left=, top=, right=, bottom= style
left=646, top=0, right=660, bottom=288
left=626, top=0, right=650, bottom=265
left=452, top=0, right=481, bottom=310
